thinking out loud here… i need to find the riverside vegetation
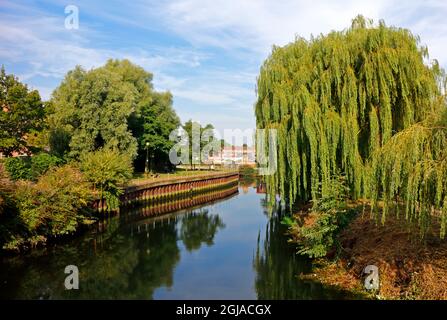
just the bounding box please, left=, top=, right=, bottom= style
left=255, top=16, right=447, bottom=298
left=0, top=60, right=216, bottom=252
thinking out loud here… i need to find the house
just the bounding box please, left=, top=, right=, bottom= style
left=207, top=145, right=256, bottom=166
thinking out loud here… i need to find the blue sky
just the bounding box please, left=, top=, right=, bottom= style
left=1, top=0, right=447, bottom=139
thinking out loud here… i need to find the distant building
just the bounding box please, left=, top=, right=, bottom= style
left=207, top=145, right=256, bottom=166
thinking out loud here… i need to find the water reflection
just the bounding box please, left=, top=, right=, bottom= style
left=253, top=205, right=354, bottom=299
left=0, top=180, right=358, bottom=300
left=179, top=210, right=225, bottom=251
left=0, top=208, right=225, bottom=299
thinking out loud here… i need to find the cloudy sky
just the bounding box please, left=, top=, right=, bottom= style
left=1, top=0, right=447, bottom=137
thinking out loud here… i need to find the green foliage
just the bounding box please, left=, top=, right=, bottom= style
left=4, top=153, right=62, bottom=181
left=255, top=16, right=441, bottom=208
left=4, top=157, right=31, bottom=180
left=132, top=91, right=180, bottom=171
left=3, top=165, right=93, bottom=250
left=48, top=127, right=71, bottom=158
left=49, top=59, right=180, bottom=168
left=17, top=165, right=93, bottom=235
left=49, top=61, right=139, bottom=158
left=285, top=176, right=357, bottom=258
left=239, top=165, right=256, bottom=176
left=0, top=66, right=46, bottom=156
left=182, top=120, right=216, bottom=167
left=0, top=164, right=17, bottom=216
left=29, top=153, right=63, bottom=179
left=80, top=149, right=133, bottom=211
left=369, top=104, right=447, bottom=238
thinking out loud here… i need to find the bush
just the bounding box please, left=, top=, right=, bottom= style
left=2, top=165, right=94, bottom=250
left=4, top=153, right=62, bottom=181
left=4, top=157, right=31, bottom=180
left=17, top=165, right=93, bottom=235
left=80, top=149, right=133, bottom=211
left=284, top=176, right=357, bottom=258
left=239, top=165, right=257, bottom=176
left=30, top=152, right=63, bottom=179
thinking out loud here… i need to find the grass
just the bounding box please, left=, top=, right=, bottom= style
left=129, top=168, right=236, bottom=186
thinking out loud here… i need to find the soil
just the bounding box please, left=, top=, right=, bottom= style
left=307, top=212, right=447, bottom=299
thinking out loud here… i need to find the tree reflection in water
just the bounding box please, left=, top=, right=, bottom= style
left=253, top=195, right=360, bottom=299
left=0, top=207, right=224, bottom=299
left=179, top=209, right=225, bottom=251
left=0, top=182, right=361, bottom=300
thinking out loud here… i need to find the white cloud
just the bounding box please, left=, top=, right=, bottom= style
left=156, top=0, right=385, bottom=55
left=147, top=0, right=447, bottom=67
left=3, top=0, right=447, bottom=136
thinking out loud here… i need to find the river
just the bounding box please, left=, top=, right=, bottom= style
left=0, top=180, right=355, bottom=299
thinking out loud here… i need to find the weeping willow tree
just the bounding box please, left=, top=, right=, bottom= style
left=255, top=16, right=443, bottom=215
left=369, top=103, right=447, bottom=237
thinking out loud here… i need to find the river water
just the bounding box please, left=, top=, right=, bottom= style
left=0, top=180, right=354, bottom=299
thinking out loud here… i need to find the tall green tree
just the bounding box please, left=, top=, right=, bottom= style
left=369, top=103, right=447, bottom=237
left=49, top=59, right=180, bottom=167
left=131, top=91, right=180, bottom=172
left=50, top=61, right=141, bottom=159
left=182, top=120, right=216, bottom=169
left=0, top=67, right=45, bottom=156
left=255, top=16, right=442, bottom=209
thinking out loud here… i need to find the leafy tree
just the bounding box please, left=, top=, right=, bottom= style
left=182, top=120, right=216, bottom=169
left=49, top=59, right=181, bottom=170
left=255, top=16, right=442, bottom=209
left=131, top=91, right=180, bottom=172
left=48, top=127, right=71, bottom=159
left=369, top=104, right=447, bottom=237
left=0, top=67, right=45, bottom=156
left=49, top=60, right=143, bottom=159
left=80, top=149, right=133, bottom=211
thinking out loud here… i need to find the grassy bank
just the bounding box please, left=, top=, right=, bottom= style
left=129, top=168, right=239, bottom=187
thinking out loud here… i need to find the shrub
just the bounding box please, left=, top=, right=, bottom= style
left=4, top=153, right=62, bottom=181
left=4, top=156, right=31, bottom=180
left=0, top=164, right=16, bottom=216
left=284, top=176, right=357, bottom=258
left=239, top=165, right=256, bottom=176
left=1, top=165, right=94, bottom=250
left=80, top=149, right=133, bottom=211
left=17, top=165, right=93, bottom=236
left=29, top=152, right=63, bottom=179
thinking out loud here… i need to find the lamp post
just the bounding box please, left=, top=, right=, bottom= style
left=145, top=142, right=149, bottom=177
left=150, top=153, right=154, bottom=174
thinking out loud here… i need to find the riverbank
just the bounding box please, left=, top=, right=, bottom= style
left=0, top=181, right=356, bottom=299
left=94, top=170, right=239, bottom=210
left=1, top=168, right=238, bottom=253
left=305, top=211, right=447, bottom=299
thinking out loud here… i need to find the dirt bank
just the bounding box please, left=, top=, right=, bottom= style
left=307, top=213, right=447, bottom=299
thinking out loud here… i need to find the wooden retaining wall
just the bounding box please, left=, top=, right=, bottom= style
left=93, top=171, right=239, bottom=211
